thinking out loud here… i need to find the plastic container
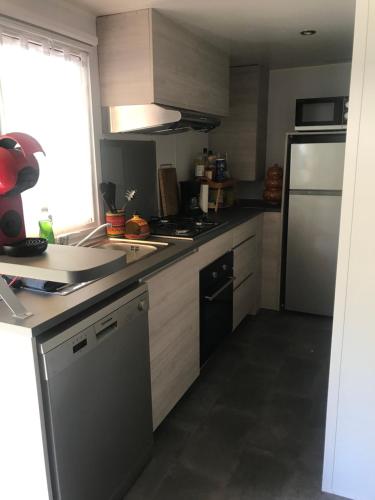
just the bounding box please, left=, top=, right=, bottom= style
left=38, top=207, right=55, bottom=243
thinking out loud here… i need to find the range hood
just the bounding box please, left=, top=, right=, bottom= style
left=106, top=104, right=221, bottom=135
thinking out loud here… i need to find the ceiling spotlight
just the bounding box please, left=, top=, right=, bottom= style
left=300, top=29, right=317, bottom=36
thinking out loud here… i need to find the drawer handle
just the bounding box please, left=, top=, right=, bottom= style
left=233, top=234, right=256, bottom=249
left=204, top=277, right=234, bottom=302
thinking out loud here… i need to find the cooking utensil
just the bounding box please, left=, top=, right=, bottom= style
left=121, top=189, right=136, bottom=211
left=159, top=167, right=179, bottom=216
left=100, top=182, right=117, bottom=213
left=107, top=182, right=117, bottom=212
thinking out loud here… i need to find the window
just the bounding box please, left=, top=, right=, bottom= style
left=0, top=24, right=97, bottom=236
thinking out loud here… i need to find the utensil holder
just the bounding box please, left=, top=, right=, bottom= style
left=106, top=211, right=126, bottom=238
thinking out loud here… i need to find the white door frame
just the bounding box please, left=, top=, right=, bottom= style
left=323, top=0, right=375, bottom=498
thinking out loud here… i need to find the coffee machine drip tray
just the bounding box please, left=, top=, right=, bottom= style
left=149, top=216, right=225, bottom=240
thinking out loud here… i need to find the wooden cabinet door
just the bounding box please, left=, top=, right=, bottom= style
left=151, top=10, right=229, bottom=116
left=209, top=65, right=269, bottom=180
left=234, top=235, right=257, bottom=286
left=146, top=252, right=199, bottom=429
left=97, top=10, right=154, bottom=107
left=233, top=217, right=258, bottom=247
left=97, top=9, right=229, bottom=116
left=197, top=230, right=233, bottom=270
left=261, top=212, right=282, bottom=311
left=233, top=274, right=255, bottom=330
left=232, top=214, right=263, bottom=329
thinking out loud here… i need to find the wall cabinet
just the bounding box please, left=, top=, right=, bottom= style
left=146, top=252, right=199, bottom=430
left=209, top=65, right=269, bottom=180
left=97, top=9, right=229, bottom=117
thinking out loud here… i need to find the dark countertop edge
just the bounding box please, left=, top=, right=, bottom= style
left=237, top=198, right=281, bottom=212
left=0, top=208, right=263, bottom=336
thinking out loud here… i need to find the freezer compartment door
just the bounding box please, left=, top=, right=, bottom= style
left=290, top=142, right=346, bottom=190
left=285, top=193, right=341, bottom=316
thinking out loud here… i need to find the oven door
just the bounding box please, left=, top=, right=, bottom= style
left=200, top=251, right=233, bottom=366
left=295, top=96, right=347, bottom=131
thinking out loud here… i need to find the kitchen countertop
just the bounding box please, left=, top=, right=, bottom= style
left=0, top=207, right=263, bottom=336
left=238, top=198, right=282, bottom=212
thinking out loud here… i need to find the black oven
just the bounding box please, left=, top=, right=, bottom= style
left=200, top=251, right=233, bottom=367
left=295, top=96, right=348, bottom=131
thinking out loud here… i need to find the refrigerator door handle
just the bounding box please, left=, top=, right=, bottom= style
left=289, top=189, right=342, bottom=196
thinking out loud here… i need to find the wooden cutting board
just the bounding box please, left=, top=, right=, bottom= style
left=159, top=167, right=179, bottom=216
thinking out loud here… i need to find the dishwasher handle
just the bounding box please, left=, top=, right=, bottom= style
left=96, top=319, right=118, bottom=340
left=204, top=277, right=234, bottom=302
left=94, top=311, right=119, bottom=339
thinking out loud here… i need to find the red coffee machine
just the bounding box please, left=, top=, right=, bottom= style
left=0, top=132, right=44, bottom=245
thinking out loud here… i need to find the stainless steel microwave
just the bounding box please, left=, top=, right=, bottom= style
left=295, top=96, right=348, bottom=131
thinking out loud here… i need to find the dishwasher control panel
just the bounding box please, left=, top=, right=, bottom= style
left=39, top=291, right=149, bottom=380
left=72, top=337, right=88, bottom=353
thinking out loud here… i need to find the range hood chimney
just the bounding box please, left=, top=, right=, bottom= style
left=106, top=104, right=221, bottom=135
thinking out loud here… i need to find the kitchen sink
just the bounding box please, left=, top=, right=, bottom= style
left=19, top=238, right=171, bottom=296
left=90, top=237, right=170, bottom=264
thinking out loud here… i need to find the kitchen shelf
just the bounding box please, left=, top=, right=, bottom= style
left=206, top=178, right=235, bottom=189
left=204, top=178, right=235, bottom=213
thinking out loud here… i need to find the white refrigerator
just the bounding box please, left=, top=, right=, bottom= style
left=283, top=133, right=346, bottom=316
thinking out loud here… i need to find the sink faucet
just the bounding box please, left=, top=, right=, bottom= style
left=75, top=223, right=111, bottom=247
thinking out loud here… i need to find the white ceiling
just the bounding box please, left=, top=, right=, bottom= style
left=67, top=0, right=356, bottom=68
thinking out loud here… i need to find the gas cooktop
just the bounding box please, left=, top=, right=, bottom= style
left=149, top=215, right=225, bottom=239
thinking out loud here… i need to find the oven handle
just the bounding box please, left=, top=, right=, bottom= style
left=204, top=277, right=234, bottom=302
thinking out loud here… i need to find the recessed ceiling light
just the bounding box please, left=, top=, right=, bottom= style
left=300, top=29, right=317, bottom=36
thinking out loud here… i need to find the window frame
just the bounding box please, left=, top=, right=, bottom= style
left=0, top=15, right=102, bottom=242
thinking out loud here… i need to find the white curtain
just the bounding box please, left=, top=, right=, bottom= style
left=0, top=29, right=96, bottom=235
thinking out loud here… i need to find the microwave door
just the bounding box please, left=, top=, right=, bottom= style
left=295, top=96, right=347, bottom=130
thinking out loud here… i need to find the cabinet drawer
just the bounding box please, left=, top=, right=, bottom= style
left=233, top=274, right=255, bottom=330
left=146, top=252, right=198, bottom=310
left=198, top=230, right=233, bottom=269
left=233, top=218, right=258, bottom=247
left=234, top=235, right=257, bottom=287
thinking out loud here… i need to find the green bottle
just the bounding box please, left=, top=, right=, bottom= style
left=39, top=207, right=55, bottom=243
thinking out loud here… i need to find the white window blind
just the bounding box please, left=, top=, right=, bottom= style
left=0, top=26, right=97, bottom=235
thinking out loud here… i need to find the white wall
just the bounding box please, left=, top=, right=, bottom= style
left=266, top=63, right=352, bottom=168
left=101, top=130, right=208, bottom=183
left=323, top=0, right=375, bottom=498
left=100, top=131, right=208, bottom=215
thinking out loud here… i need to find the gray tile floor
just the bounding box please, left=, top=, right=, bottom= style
left=124, top=310, right=346, bottom=500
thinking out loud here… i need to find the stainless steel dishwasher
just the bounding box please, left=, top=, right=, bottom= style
left=38, top=284, right=153, bottom=500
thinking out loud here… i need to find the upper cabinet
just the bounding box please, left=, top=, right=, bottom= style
left=209, top=65, right=269, bottom=181
left=97, top=9, right=230, bottom=117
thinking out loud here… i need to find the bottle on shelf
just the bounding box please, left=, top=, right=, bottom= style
left=202, top=147, right=208, bottom=165
left=215, top=157, right=227, bottom=181
left=206, top=150, right=217, bottom=180
left=194, top=152, right=205, bottom=178
left=38, top=207, right=55, bottom=243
